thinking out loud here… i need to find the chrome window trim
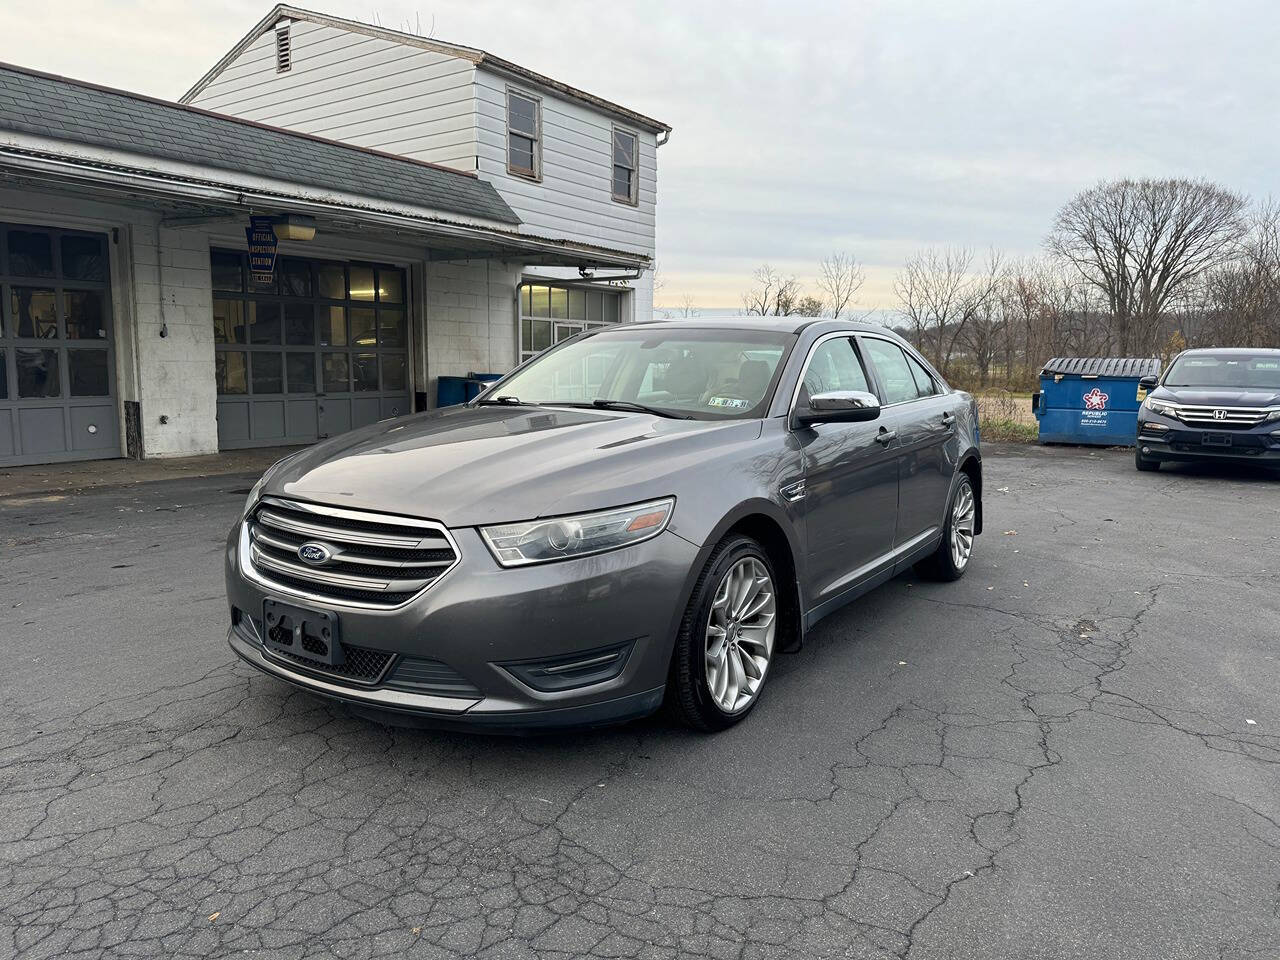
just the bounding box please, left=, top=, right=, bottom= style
left=856, top=333, right=947, bottom=409
left=240, top=497, right=462, bottom=611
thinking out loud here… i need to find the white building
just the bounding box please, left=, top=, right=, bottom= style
left=0, top=5, right=668, bottom=466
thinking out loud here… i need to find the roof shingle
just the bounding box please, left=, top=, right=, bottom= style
left=0, top=63, right=520, bottom=226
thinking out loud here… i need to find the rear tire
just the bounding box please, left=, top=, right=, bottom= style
left=669, top=535, right=778, bottom=732
left=915, top=474, right=976, bottom=582
left=1135, top=447, right=1160, bottom=471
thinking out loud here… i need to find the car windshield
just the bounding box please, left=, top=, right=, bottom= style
left=486, top=327, right=794, bottom=419
left=1164, top=353, right=1280, bottom=390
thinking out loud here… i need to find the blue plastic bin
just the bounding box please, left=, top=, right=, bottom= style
left=1032, top=357, right=1161, bottom=446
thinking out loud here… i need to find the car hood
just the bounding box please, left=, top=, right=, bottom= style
left=1152, top=386, right=1280, bottom=407
left=264, top=405, right=763, bottom=529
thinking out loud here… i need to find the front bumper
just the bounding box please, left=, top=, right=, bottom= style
left=225, top=519, right=700, bottom=730
left=1137, top=419, right=1280, bottom=464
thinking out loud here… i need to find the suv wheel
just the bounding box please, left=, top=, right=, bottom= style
left=1135, top=447, right=1160, bottom=471
left=669, top=535, right=778, bottom=731
left=916, top=474, right=976, bottom=581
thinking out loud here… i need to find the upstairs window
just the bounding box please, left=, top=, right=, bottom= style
left=274, top=24, right=292, bottom=73
left=507, top=90, right=541, bottom=179
left=612, top=127, right=638, bottom=204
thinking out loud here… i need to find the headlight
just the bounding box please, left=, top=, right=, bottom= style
left=481, top=498, right=675, bottom=567
left=1264, top=408, right=1280, bottom=423
left=1143, top=397, right=1179, bottom=418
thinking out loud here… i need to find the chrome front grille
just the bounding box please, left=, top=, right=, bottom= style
left=1173, top=405, right=1273, bottom=428
left=247, top=497, right=458, bottom=608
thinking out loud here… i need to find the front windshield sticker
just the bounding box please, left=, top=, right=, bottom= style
left=707, top=397, right=751, bottom=409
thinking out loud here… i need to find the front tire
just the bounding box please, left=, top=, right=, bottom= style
left=915, top=474, right=976, bottom=581
left=669, top=535, right=778, bottom=731
left=1135, top=447, right=1160, bottom=471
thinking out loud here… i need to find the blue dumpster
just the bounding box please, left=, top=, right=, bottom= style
left=464, top=372, right=503, bottom=401
left=436, top=376, right=471, bottom=408
left=1032, top=357, right=1161, bottom=446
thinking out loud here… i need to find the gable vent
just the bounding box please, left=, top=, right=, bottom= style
left=275, top=25, right=292, bottom=73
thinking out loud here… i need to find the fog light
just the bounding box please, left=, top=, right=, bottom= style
left=1142, top=446, right=1151, bottom=454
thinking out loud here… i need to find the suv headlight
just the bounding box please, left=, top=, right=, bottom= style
left=1264, top=408, right=1280, bottom=423
left=481, top=498, right=675, bottom=567
left=1143, top=397, right=1179, bottom=418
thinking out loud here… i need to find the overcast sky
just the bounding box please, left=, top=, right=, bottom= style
left=4, top=1, right=1279, bottom=308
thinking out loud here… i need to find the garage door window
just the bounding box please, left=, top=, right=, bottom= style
left=519, top=284, right=623, bottom=364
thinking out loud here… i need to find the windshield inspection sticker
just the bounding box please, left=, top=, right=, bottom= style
left=708, top=397, right=751, bottom=409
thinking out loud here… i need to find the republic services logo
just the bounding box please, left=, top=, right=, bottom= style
left=1083, top=388, right=1109, bottom=411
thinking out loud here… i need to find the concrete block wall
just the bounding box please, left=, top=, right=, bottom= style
left=130, top=225, right=218, bottom=457
left=423, top=259, right=522, bottom=405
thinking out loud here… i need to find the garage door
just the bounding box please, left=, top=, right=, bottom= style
left=212, top=250, right=411, bottom=449
left=0, top=224, right=119, bottom=467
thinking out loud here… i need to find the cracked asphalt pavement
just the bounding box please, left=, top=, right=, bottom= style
left=2, top=444, right=1278, bottom=959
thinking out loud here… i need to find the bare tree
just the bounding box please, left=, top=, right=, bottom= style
left=816, top=252, right=864, bottom=318
left=741, top=263, right=801, bottom=316
left=894, top=247, right=1001, bottom=377
left=1047, top=177, right=1248, bottom=355
left=676, top=293, right=700, bottom=319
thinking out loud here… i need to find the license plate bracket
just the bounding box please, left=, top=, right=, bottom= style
left=1202, top=432, right=1232, bottom=447
left=262, top=599, right=343, bottom=665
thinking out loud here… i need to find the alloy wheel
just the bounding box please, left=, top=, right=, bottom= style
left=950, top=479, right=976, bottom=571
left=704, top=557, right=776, bottom=713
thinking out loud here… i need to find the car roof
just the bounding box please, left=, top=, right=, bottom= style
left=1178, top=347, right=1280, bottom=356
left=625, top=316, right=894, bottom=336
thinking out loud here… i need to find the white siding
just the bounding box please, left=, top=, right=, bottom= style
left=187, top=20, right=480, bottom=172
left=474, top=67, right=658, bottom=259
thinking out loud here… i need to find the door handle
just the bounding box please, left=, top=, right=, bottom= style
left=875, top=428, right=897, bottom=446
left=941, top=413, right=956, bottom=428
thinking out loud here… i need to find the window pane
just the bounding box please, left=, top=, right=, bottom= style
left=529, top=285, right=550, bottom=318
left=69, top=349, right=110, bottom=396
left=216, top=351, right=247, bottom=395
left=16, top=348, right=59, bottom=397
left=378, top=308, right=405, bottom=347
left=509, top=94, right=537, bottom=135
left=587, top=291, right=602, bottom=323
left=802, top=338, right=869, bottom=401
left=320, top=306, right=346, bottom=346
left=211, top=251, right=242, bottom=292
left=382, top=353, right=407, bottom=391
left=248, top=302, right=282, bottom=344
left=550, top=287, right=568, bottom=319
left=250, top=352, right=283, bottom=394
left=568, top=289, right=586, bottom=321
left=61, top=235, right=106, bottom=281
left=0, top=348, right=6, bottom=399
left=350, top=307, right=376, bottom=346
left=247, top=266, right=278, bottom=294
left=603, top=294, right=620, bottom=324
left=212, top=299, right=245, bottom=344
left=531, top=319, right=552, bottom=352
left=352, top=352, right=378, bottom=391
left=12, top=287, right=57, bottom=338
left=377, top=269, right=403, bottom=304
left=509, top=136, right=535, bottom=173
left=279, top=258, right=311, bottom=297
left=863, top=339, right=918, bottom=404
left=8, top=231, right=53, bottom=277
left=286, top=352, right=316, bottom=394
left=904, top=353, right=937, bottom=398
left=521, top=285, right=532, bottom=317
left=323, top=353, right=349, bottom=392
left=349, top=265, right=376, bottom=301
left=284, top=303, right=314, bottom=345
left=521, top=319, right=533, bottom=353
left=65, top=290, right=106, bottom=339
left=613, top=167, right=633, bottom=201
left=317, top=262, right=345, bottom=299
left=613, top=130, right=636, bottom=167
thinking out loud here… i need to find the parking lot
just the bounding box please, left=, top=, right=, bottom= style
left=1, top=444, right=1278, bottom=960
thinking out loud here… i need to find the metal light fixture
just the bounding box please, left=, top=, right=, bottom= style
left=272, top=214, right=317, bottom=242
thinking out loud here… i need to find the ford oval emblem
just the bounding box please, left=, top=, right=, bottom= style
left=298, top=542, right=332, bottom=565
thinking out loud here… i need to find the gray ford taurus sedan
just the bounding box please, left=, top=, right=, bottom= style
left=225, top=318, right=982, bottom=731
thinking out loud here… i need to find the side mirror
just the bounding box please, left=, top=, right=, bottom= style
left=1138, top=375, right=1160, bottom=391
left=794, top=390, right=881, bottom=428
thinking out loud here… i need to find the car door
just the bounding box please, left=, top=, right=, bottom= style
left=859, top=336, right=953, bottom=549
left=791, top=334, right=899, bottom=606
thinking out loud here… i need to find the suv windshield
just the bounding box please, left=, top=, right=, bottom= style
left=1164, top=353, right=1280, bottom=390
left=487, top=327, right=794, bottom=419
